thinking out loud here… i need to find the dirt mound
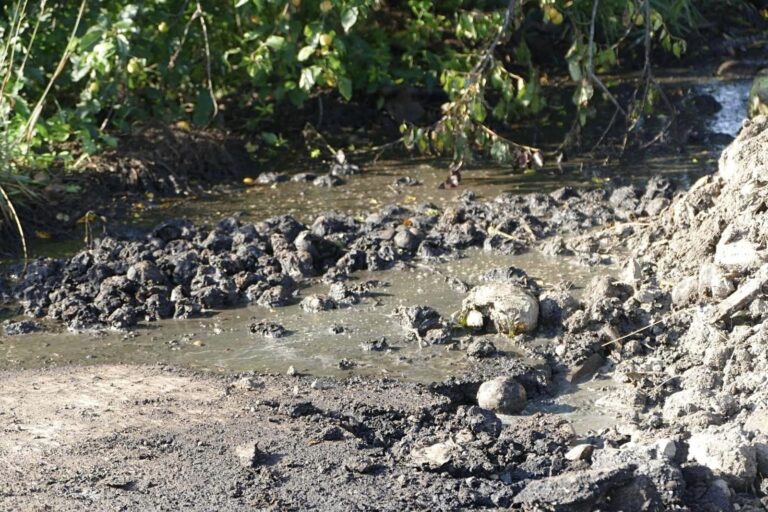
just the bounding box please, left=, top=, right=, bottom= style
left=635, top=115, right=768, bottom=280
left=600, top=116, right=768, bottom=508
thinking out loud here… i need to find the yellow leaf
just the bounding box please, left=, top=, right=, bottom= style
left=176, top=120, right=191, bottom=131
left=35, top=230, right=51, bottom=239
left=77, top=212, right=98, bottom=224
left=243, top=177, right=255, bottom=185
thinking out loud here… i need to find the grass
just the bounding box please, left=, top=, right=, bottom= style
left=0, top=0, right=85, bottom=263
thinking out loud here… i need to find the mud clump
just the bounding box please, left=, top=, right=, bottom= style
left=476, top=376, right=527, bottom=414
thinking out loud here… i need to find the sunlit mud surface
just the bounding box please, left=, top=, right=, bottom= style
left=0, top=249, right=610, bottom=382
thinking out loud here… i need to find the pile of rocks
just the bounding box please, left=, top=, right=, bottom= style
left=4, top=167, right=673, bottom=333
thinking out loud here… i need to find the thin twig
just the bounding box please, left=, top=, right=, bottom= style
left=602, top=306, right=695, bottom=348
left=0, top=184, right=28, bottom=272
left=196, top=1, right=218, bottom=124
left=602, top=317, right=666, bottom=347
left=587, top=0, right=627, bottom=118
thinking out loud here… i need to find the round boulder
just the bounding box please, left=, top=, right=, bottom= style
left=476, top=376, right=527, bottom=414
left=460, top=283, right=539, bottom=334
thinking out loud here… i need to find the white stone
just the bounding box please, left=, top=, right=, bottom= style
left=655, top=439, right=677, bottom=459
left=465, top=309, right=485, bottom=328
left=410, top=440, right=458, bottom=468
left=715, top=239, right=764, bottom=272
left=565, top=444, right=593, bottom=461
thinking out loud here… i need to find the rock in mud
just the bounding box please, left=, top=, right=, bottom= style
left=257, top=285, right=294, bottom=308
left=2, top=319, right=41, bottom=336
left=360, top=337, right=389, bottom=352
left=422, top=324, right=452, bottom=345
left=300, top=294, right=337, bottom=312
left=234, top=443, right=261, bottom=467
left=565, top=444, right=594, bottom=461
left=313, top=174, right=344, bottom=187
left=476, top=376, right=527, bottom=414
left=248, top=320, right=287, bottom=338
left=107, top=306, right=138, bottom=330
left=513, top=465, right=635, bottom=510
left=338, top=358, right=356, bottom=370
left=409, top=440, right=458, bottom=470
left=460, top=283, right=539, bottom=334
left=256, top=172, right=288, bottom=184
left=392, top=305, right=442, bottom=336
left=466, top=339, right=497, bottom=359
left=539, top=287, right=579, bottom=325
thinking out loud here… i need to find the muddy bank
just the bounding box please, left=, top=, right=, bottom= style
left=5, top=117, right=768, bottom=509
left=0, top=365, right=717, bottom=511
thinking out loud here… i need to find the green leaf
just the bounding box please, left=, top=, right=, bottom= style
left=235, top=0, right=249, bottom=7
left=567, top=59, right=582, bottom=82
left=338, top=76, right=352, bottom=100
left=261, top=132, right=279, bottom=146
left=266, top=35, right=286, bottom=50
left=297, top=45, right=315, bottom=62
left=341, top=7, right=359, bottom=33
left=299, top=66, right=322, bottom=90
left=79, top=29, right=103, bottom=52
left=471, top=100, right=486, bottom=122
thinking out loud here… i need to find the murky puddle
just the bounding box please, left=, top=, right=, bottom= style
left=0, top=249, right=606, bottom=381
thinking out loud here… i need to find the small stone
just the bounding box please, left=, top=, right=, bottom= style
left=234, top=377, right=262, bottom=391
left=249, top=320, right=287, bottom=338
left=655, top=439, right=677, bottom=459
left=620, top=258, right=643, bottom=285
left=410, top=441, right=457, bottom=469
left=300, top=294, right=337, bottom=313
left=460, top=283, right=539, bottom=334
left=466, top=339, right=497, bottom=358
left=465, top=310, right=484, bottom=328
left=565, top=444, right=594, bottom=461
left=287, top=365, right=297, bottom=376
left=234, top=443, right=260, bottom=467
left=360, top=337, right=389, bottom=352
left=477, top=376, right=527, bottom=414
left=338, top=358, right=356, bottom=370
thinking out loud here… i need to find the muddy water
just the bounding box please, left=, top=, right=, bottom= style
left=137, top=149, right=719, bottom=231
left=0, top=249, right=607, bottom=381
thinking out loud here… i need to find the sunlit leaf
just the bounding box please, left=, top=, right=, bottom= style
left=341, top=7, right=359, bottom=33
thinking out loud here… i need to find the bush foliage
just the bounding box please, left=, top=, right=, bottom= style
left=0, top=0, right=755, bottom=174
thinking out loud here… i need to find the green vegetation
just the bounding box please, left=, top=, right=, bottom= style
left=0, top=0, right=764, bottom=249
